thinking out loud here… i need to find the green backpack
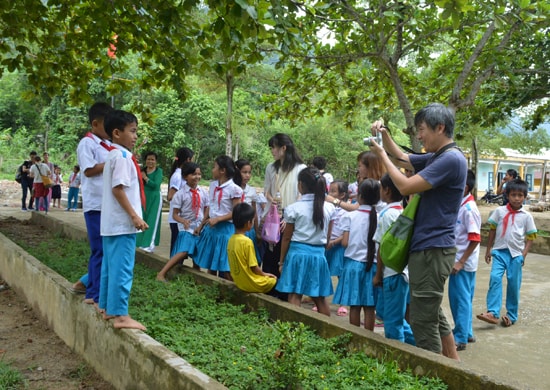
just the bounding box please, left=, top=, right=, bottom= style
left=379, top=193, right=421, bottom=273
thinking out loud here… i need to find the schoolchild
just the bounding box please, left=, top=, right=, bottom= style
left=228, top=203, right=277, bottom=293
left=167, top=147, right=195, bottom=254
left=29, top=155, right=51, bottom=214
left=99, top=109, right=148, bottom=330
left=20, top=151, right=37, bottom=211
left=156, top=162, right=209, bottom=281
left=332, top=179, right=379, bottom=329
left=194, top=155, right=243, bottom=279
left=348, top=171, right=359, bottom=203
left=51, top=165, right=63, bottom=208
left=276, top=167, right=336, bottom=316
left=235, top=158, right=262, bottom=261
left=74, top=102, right=114, bottom=304
left=312, top=156, right=333, bottom=191
left=373, top=173, right=415, bottom=345
left=325, top=179, right=349, bottom=317
left=66, top=165, right=81, bottom=211
left=477, top=178, right=537, bottom=327
left=449, top=169, right=481, bottom=351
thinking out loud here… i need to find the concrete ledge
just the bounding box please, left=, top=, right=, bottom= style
left=0, top=231, right=226, bottom=390
left=4, top=212, right=522, bottom=390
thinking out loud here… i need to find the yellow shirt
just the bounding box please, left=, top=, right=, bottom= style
left=228, top=234, right=276, bottom=293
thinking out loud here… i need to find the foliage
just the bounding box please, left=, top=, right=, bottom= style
left=6, top=231, right=447, bottom=390
left=0, top=359, right=26, bottom=390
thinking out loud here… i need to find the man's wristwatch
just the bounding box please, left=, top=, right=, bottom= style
left=333, top=199, right=341, bottom=206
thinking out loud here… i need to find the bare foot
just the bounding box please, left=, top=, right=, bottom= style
left=156, top=274, right=168, bottom=282
left=83, top=298, right=94, bottom=304
left=103, top=312, right=115, bottom=321
left=113, top=316, right=147, bottom=331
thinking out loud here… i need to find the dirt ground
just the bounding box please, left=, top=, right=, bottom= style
left=0, top=180, right=114, bottom=390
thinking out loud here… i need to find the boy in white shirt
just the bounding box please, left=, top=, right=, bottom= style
left=99, top=110, right=148, bottom=330
left=477, top=178, right=537, bottom=328
left=449, top=170, right=481, bottom=351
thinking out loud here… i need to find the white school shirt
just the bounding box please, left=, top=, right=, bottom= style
left=168, top=168, right=184, bottom=224
left=77, top=133, right=112, bottom=212
left=488, top=205, right=537, bottom=258
left=30, top=163, right=51, bottom=184
left=454, top=194, right=481, bottom=272
left=373, top=201, right=405, bottom=278
left=329, top=207, right=347, bottom=240
left=341, top=204, right=377, bottom=262
left=208, top=179, right=243, bottom=219
left=100, top=145, right=142, bottom=236
left=284, top=193, right=336, bottom=245
left=68, top=172, right=81, bottom=188
left=53, top=173, right=63, bottom=185
left=242, top=184, right=258, bottom=205
left=172, top=184, right=209, bottom=233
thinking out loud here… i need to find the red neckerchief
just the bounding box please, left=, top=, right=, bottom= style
left=69, top=173, right=76, bottom=185
left=461, top=194, right=474, bottom=207
left=190, top=187, right=201, bottom=219
left=85, top=132, right=116, bottom=152
left=390, top=205, right=403, bottom=210
left=131, top=154, right=146, bottom=209
left=502, top=203, right=520, bottom=237
left=358, top=209, right=371, bottom=214
left=214, top=185, right=223, bottom=207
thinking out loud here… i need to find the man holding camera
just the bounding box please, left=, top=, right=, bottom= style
left=369, top=103, right=466, bottom=360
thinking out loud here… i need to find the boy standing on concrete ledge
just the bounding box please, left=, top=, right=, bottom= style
left=99, top=109, right=148, bottom=331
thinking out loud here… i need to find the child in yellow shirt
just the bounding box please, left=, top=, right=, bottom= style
left=228, top=203, right=277, bottom=293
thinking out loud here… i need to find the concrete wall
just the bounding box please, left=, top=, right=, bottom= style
left=0, top=212, right=524, bottom=390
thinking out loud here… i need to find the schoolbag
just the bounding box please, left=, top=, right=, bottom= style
left=379, top=194, right=421, bottom=273
left=15, top=165, right=23, bottom=183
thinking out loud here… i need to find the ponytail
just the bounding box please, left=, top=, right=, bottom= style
left=298, top=167, right=327, bottom=229
left=215, top=155, right=237, bottom=180
left=358, top=179, right=380, bottom=271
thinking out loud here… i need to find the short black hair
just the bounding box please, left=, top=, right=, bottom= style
left=104, top=110, right=138, bottom=138
left=380, top=173, right=402, bottom=202
left=505, top=178, right=528, bottom=197
left=232, top=203, right=255, bottom=229
left=312, top=156, right=327, bottom=170
left=466, top=169, right=476, bottom=194
left=88, top=102, right=113, bottom=125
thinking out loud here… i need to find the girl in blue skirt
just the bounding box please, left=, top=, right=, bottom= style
left=333, top=179, right=380, bottom=329
left=156, top=163, right=209, bottom=281
left=276, top=167, right=336, bottom=316
left=325, top=180, right=349, bottom=316
left=195, top=156, right=243, bottom=279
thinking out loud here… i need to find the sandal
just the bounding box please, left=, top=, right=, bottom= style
left=476, top=312, right=499, bottom=325
left=501, top=315, right=513, bottom=327
left=337, top=306, right=348, bottom=316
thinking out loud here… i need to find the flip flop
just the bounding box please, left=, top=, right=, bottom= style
left=476, top=312, right=499, bottom=325
left=337, top=306, right=348, bottom=316
left=501, top=315, right=513, bottom=327
left=69, top=286, right=86, bottom=294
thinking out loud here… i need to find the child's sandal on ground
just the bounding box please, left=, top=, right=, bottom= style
left=476, top=312, right=499, bottom=325
left=337, top=306, right=348, bottom=316
left=501, top=315, right=513, bottom=327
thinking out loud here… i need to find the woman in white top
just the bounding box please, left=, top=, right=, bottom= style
left=262, top=133, right=307, bottom=283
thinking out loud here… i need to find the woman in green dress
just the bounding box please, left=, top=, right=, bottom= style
left=137, top=151, right=163, bottom=252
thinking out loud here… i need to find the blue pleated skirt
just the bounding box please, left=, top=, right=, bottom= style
left=325, top=244, right=344, bottom=277
left=332, top=257, right=378, bottom=306
left=195, top=221, right=234, bottom=271
left=276, top=242, right=333, bottom=297
left=171, top=231, right=199, bottom=258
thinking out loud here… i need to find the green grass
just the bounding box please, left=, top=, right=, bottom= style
left=6, top=232, right=447, bottom=390
left=0, top=359, right=26, bottom=390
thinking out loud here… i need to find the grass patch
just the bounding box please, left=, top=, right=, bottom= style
left=0, top=359, right=26, bottom=390
left=7, top=232, right=447, bottom=390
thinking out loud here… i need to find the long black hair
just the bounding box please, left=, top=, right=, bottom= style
left=358, top=178, right=380, bottom=271
left=298, top=167, right=327, bottom=229
left=268, top=133, right=304, bottom=173
left=215, top=155, right=241, bottom=183
left=170, top=147, right=194, bottom=177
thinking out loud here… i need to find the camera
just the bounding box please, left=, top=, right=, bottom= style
left=363, top=132, right=382, bottom=147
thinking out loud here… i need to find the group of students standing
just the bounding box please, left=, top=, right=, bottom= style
left=64, top=101, right=536, bottom=361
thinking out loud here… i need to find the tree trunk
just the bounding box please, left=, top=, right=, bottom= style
left=471, top=136, right=478, bottom=199
left=225, top=71, right=234, bottom=158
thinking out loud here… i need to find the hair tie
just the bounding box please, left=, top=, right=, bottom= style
left=314, top=173, right=321, bottom=181
left=174, top=157, right=179, bottom=161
